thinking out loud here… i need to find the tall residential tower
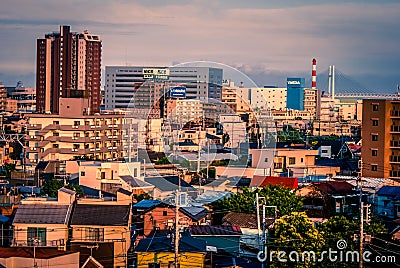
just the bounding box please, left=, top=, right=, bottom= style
left=36, top=25, right=101, bottom=114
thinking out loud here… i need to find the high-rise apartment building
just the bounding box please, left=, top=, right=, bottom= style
left=362, top=99, right=400, bottom=180
left=36, top=25, right=101, bottom=114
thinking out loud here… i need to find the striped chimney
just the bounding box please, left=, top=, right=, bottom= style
left=312, top=58, right=317, bottom=89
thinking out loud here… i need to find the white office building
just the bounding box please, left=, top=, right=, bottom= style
left=104, top=66, right=223, bottom=110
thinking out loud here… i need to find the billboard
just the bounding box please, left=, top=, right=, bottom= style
left=169, top=86, right=186, bottom=98
left=142, top=68, right=170, bottom=80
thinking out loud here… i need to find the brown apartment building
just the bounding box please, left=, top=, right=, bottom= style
left=36, top=25, right=101, bottom=114
left=362, top=99, right=400, bottom=180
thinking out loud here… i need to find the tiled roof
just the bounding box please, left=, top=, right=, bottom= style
left=222, top=212, right=257, bottom=229
left=120, top=176, right=154, bottom=188
left=13, top=204, right=72, bottom=224
left=189, top=225, right=242, bottom=236
left=312, top=180, right=354, bottom=195
left=70, top=204, right=130, bottom=226
left=0, top=247, right=77, bottom=259
left=251, top=175, right=298, bottom=189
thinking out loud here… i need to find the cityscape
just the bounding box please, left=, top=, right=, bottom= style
left=1, top=1, right=400, bottom=268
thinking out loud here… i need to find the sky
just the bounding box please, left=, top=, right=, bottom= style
left=0, top=0, right=399, bottom=92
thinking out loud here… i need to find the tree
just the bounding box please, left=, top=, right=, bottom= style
left=318, top=215, right=358, bottom=251
left=66, top=183, right=84, bottom=197
left=41, top=178, right=84, bottom=197
left=41, top=178, right=63, bottom=197
left=213, top=185, right=303, bottom=216
left=155, top=156, right=171, bottom=165
left=270, top=212, right=325, bottom=268
left=133, top=192, right=152, bottom=202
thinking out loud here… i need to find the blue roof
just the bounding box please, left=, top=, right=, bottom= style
left=376, top=186, right=400, bottom=197
left=135, top=235, right=206, bottom=253
left=133, top=199, right=161, bottom=209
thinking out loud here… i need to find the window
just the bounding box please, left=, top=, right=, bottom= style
left=264, top=157, right=269, bottom=162
left=301, top=158, right=304, bottom=163
left=52, top=144, right=59, bottom=148
left=288, top=157, right=296, bottom=165
left=372, top=149, right=378, bottom=156
left=372, top=134, right=378, bottom=141
left=27, top=227, right=46, bottom=246
left=53, top=121, right=59, bottom=125
left=371, top=165, right=378, bottom=171
left=372, top=104, right=379, bottom=111
left=372, top=120, right=378, bottom=126
left=163, top=211, right=168, bottom=216
left=84, top=227, right=104, bottom=241
left=74, top=121, right=80, bottom=126
left=81, top=171, right=86, bottom=176
left=321, top=150, right=328, bottom=153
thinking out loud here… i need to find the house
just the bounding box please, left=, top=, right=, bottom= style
left=144, top=176, right=197, bottom=199
left=69, top=201, right=132, bottom=268
left=250, top=175, right=298, bottom=189
left=0, top=247, right=79, bottom=268
left=135, top=232, right=207, bottom=268
left=222, top=212, right=260, bottom=257
left=12, top=187, right=75, bottom=250
left=376, top=186, right=400, bottom=219
left=189, top=225, right=242, bottom=255
left=132, top=199, right=208, bottom=238
left=297, top=180, right=357, bottom=218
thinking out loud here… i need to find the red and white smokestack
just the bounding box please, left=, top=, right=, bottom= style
left=312, top=58, right=317, bottom=89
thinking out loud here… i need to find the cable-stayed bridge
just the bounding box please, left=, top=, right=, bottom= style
left=307, top=67, right=400, bottom=99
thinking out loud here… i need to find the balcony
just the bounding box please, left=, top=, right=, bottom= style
left=27, top=124, right=42, bottom=130
left=390, top=140, right=400, bottom=148
left=390, top=155, right=400, bottom=163
left=13, top=239, right=65, bottom=248
left=390, top=125, right=400, bottom=133
left=390, top=110, right=400, bottom=117
left=390, top=170, right=400, bottom=179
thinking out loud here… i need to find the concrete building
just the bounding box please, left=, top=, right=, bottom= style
left=36, top=25, right=101, bottom=114
left=166, top=99, right=203, bottom=123
left=251, top=87, right=287, bottom=111
left=218, top=114, right=247, bottom=149
left=361, top=99, right=400, bottom=180
left=104, top=66, right=223, bottom=110
left=26, top=98, right=126, bottom=166
left=8, top=81, right=36, bottom=113
left=0, top=83, right=7, bottom=112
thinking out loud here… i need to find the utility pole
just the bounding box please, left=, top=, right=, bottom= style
left=174, top=189, right=179, bottom=268
left=358, top=160, right=363, bottom=268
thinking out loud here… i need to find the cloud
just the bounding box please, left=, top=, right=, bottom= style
left=0, top=1, right=399, bottom=90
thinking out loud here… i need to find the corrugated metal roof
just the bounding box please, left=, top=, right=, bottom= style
left=133, top=199, right=162, bottom=209
left=13, top=203, right=72, bottom=224
left=189, top=225, right=242, bottom=236
left=376, top=186, right=400, bottom=197
left=120, top=175, right=154, bottom=188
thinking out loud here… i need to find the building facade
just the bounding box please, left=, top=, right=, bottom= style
left=104, top=66, right=223, bottom=110
left=36, top=25, right=101, bottom=114
left=362, top=99, right=400, bottom=179
left=26, top=99, right=126, bottom=166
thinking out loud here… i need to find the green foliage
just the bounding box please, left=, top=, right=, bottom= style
left=41, top=178, right=84, bottom=197
left=270, top=212, right=325, bottom=268
left=318, top=215, right=358, bottom=251
left=213, top=185, right=303, bottom=216
left=133, top=192, right=152, bottom=202
left=155, top=156, right=171, bottom=165
left=65, top=183, right=84, bottom=197
left=200, top=167, right=216, bottom=179
left=41, top=178, right=63, bottom=198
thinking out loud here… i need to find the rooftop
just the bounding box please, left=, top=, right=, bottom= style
left=13, top=204, right=72, bottom=225
left=70, top=204, right=130, bottom=226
